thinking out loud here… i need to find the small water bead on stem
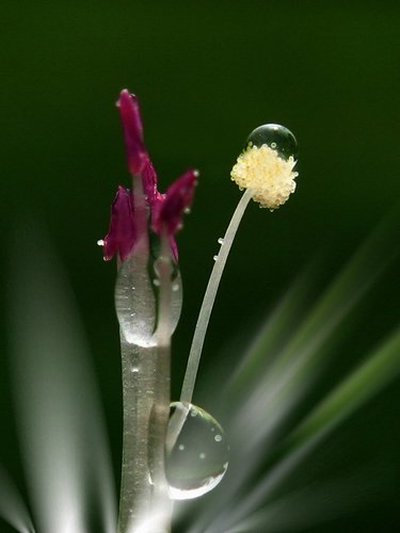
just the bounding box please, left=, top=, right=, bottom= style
left=165, top=402, right=229, bottom=500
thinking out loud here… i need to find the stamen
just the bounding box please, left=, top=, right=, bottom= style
left=180, top=123, right=298, bottom=405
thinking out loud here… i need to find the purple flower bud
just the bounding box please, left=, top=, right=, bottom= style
left=101, top=90, right=197, bottom=262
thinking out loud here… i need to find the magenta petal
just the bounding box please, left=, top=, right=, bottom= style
left=103, top=186, right=136, bottom=261
left=153, top=170, right=198, bottom=236
left=118, top=90, right=148, bottom=176
left=141, top=157, right=159, bottom=204
left=118, top=90, right=161, bottom=201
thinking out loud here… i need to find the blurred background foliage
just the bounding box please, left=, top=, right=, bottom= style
left=0, top=1, right=399, bottom=531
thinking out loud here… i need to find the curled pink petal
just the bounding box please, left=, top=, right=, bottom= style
left=118, top=90, right=148, bottom=176
left=153, top=170, right=198, bottom=236
left=103, top=186, right=136, bottom=261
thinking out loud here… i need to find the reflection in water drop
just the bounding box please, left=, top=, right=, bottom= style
left=166, top=402, right=229, bottom=500
left=247, top=123, right=298, bottom=161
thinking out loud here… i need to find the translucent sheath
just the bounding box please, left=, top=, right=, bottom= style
left=116, top=237, right=179, bottom=532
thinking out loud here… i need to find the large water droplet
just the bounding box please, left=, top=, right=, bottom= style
left=166, top=402, right=229, bottom=500
left=247, top=123, right=298, bottom=160
left=115, top=257, right=182, bottom=347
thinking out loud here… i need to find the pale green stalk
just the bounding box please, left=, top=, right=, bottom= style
left=180, top=189, right=253, bottom=405
left=166, top=190, right=253, bottom=454
left=117, top=178, right=173, bottom=532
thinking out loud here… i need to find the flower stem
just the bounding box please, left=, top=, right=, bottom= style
left=117, top=233, right=174, bottom=533
left=180, top=189, right=253, bottom=405
left=118, top=342, right=158, bottom=532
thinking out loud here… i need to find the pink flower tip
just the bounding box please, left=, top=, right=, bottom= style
left=153, top=169, right=198, bottom=236
left=101, top=90, right=198, bottom=262
left=117, top=89, right=148, bottom=177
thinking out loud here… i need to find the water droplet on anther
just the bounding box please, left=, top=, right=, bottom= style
left=247, top=123, right=298, bottom=160
left=166, top=402, right=229, bottom=500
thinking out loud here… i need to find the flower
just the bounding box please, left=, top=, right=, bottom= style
left=102, top=89, right=198, bottom=262
left=230, top=143, right=298, bottom=210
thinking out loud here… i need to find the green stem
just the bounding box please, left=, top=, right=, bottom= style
left=118, top=342, right=158, bottom=532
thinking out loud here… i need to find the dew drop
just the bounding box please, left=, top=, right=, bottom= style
left=166, top=402, right=229, bottom=500
left=153, top=279, right=160, bottom=287
left=172, top=283, right=180, bottom=292
left=213, top=255, right=218, bottom=261
left=131, top=366, right=139, bottom=373
left=217, top=238, right=224, bottom=245
left=97, top=239, right=104, bottom=246
left=247, top=123, right=298, bottom=160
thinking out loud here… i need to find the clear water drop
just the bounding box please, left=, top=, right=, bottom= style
left=217, top=238, right=224, bottom=245
left=166, top=402, right=229, bottom=500
left=97, top=239, right=104, bottom=246
left=213, top=255, right=218, bottom=261
left=247, top=123, right=298, bottom=160
left=115, top=258, right=183, bottom=347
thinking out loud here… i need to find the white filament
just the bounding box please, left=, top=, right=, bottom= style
left=180, top=189, right=253, bottom=404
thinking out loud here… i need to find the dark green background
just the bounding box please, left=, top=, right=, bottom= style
left=1, top=1, right=399, bottom=531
